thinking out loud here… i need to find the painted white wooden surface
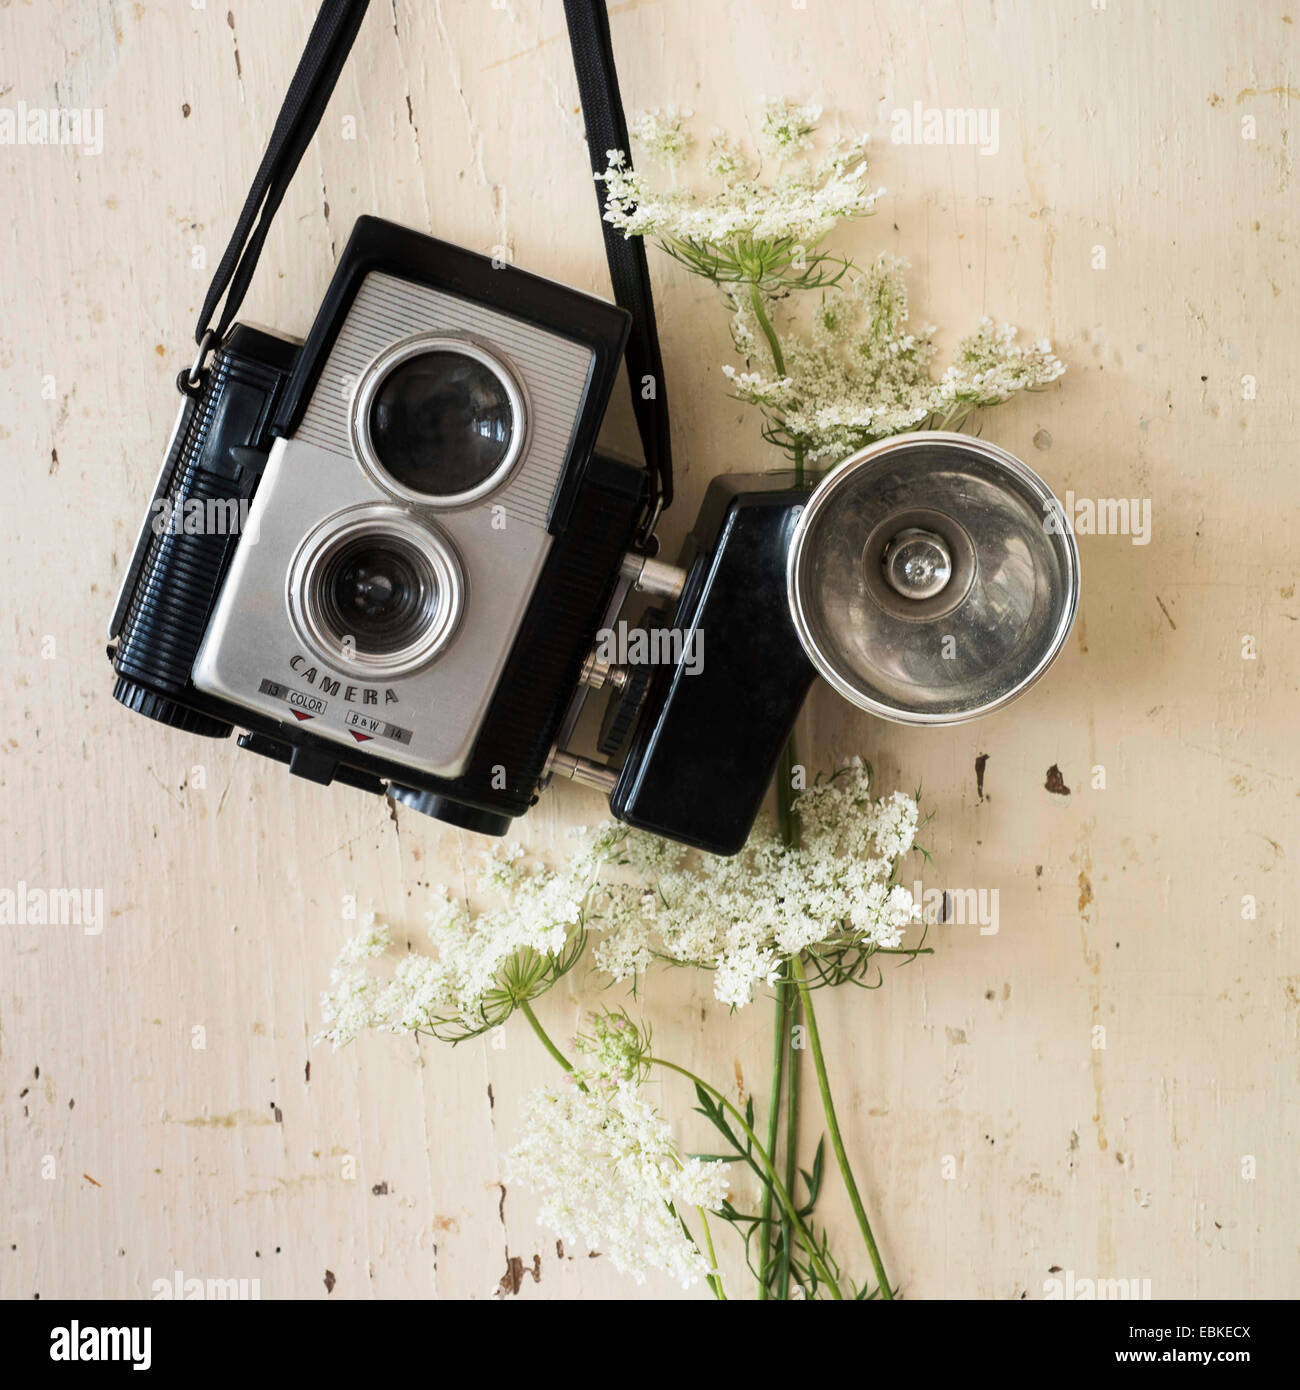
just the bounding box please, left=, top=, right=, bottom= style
left=1, top=0, right=1296, bottom=1301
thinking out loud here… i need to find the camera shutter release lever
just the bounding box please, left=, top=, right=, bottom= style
left=620, top=552, right=686, bottom=603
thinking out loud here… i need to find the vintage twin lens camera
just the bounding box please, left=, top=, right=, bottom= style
left=108, top=218, right=801, bottom=853
left=111, top=217, right=1079, bottom=856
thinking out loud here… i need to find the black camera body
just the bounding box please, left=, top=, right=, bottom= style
left=110, top=217, right=811, bottom=852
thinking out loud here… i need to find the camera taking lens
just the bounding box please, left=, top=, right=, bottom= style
left=319, top=537, right=433, bottom=657
left=288, top=505, right=463, bottom=679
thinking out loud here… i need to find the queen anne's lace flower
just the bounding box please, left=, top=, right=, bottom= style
left=723, top=255, right=1064, bottom=463
left=317, top=834, right=609, bottom=1046
left=758, top=98, right=823, bottom=158
left=599, top=104, right=1063, bottom=468
left=590, top=761, right=922, bottom=1007
left=600, top=101, right=882, bottom=248
left=702, top=132, right=751, bottom=185
left=319, top=762, right=923, bottom=1034
left=629, top=106, right=693, bottom=168
left=508, top=1015, right=728, bottom=1289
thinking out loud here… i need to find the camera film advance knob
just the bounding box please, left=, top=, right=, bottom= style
left=597, top=664, right=653, bottom=757
left=596, top=606, right=666, bottom=757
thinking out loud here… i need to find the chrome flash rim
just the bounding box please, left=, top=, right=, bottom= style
left=786, top=431, right=1081, bottom=725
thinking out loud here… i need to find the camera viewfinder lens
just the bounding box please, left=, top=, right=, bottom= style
left=367, top=349, right=516, bottom=500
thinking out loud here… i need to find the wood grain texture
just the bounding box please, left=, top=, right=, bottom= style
left=1, top=0, right=1296, bottom=1301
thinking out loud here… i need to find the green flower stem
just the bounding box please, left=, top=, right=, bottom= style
left=789, top=953, right=894, bottom=1298
left=695, top=1207, right=727, bottom=1301
left=748, top=280, right=787, bottom=375
left=778, top=985, right=801, bottom=1300
left=518, top=998, right=725, bottom=1301
left=756, top=979, right=788, bottom=1299
left=519, top=997, right=576, bottom=1077
left=775, top=735, right=802, bottom=850
left=747, top=280, right=805, bottom=484
left=649, top=1055, right=843, bottom=1299
left=768, top=732, right=803, bottom=1298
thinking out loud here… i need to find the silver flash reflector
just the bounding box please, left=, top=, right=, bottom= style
left=786, top=431, right=1080, bottom=724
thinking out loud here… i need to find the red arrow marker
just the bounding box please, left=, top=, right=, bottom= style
left=349, top=731, right=372, bottom=742
left=291, top=710, right=313, bottom=721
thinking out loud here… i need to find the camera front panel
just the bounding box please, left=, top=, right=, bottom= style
left=193, top=268, right=602, bottom=778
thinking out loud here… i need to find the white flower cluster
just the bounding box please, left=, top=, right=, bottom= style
left=599, top=102, right=881, bottom=247
left=319, top=764, right=922, bottom=1036
left=723, top=255, right=1065, bottom=462
left=759, top=98, right=824, bottom=158
left=316, top=839, right=605, bottom=1047
left=629, top=105, right=693, bottom=168
left=509, top=1081, right=728, bottom=1287
left=595, top=100, right=1064, bottom=467
left=508, top=1014, right=729, bottom=1288
left=591, top=759, right=922, bottom=1007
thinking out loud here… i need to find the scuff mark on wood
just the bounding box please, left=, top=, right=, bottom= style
left=497, top=1252, right=542, bottom=1297
left=1236, top=85, right=1300, bottom=101
left=166, top=1109, right=274, bottom=1128
left=226, top=11, right=242, bottom=82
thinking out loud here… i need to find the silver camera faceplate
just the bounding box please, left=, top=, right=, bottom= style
left=191, top=269, right=599, bottom=778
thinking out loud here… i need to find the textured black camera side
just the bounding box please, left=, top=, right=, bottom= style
left=111, top=327, right=298, bottom=736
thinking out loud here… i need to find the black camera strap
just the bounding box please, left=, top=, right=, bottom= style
left=562, top=0, right=673, bottom=520
left=192, top=0, right=371, bottom=366
left=189, top=0, right=673, bottom=532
